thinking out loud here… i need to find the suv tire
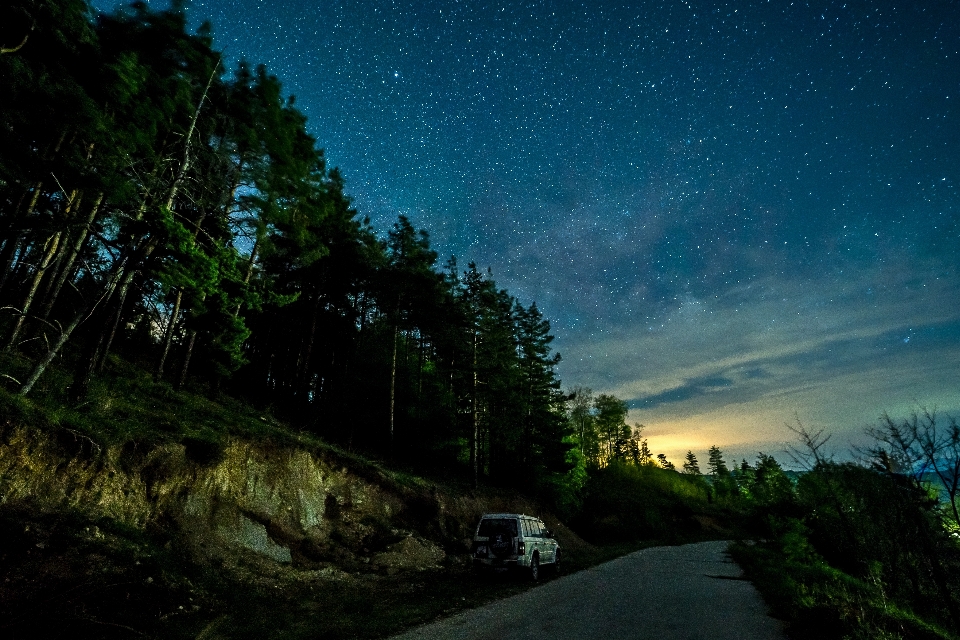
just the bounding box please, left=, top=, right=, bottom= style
left=530, top=553, right=540, bottom=582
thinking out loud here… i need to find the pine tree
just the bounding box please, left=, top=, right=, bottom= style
left=639, top=438, right=653, bottom=465
left=707, top=445, right=729, bottom=476
left=594, top=393, right=628, bottom=466
left=683, top=450, right=701, bottom=475
left=514, top=301, right=571, bottom=481
left=380, top=215, right=440, bottom=452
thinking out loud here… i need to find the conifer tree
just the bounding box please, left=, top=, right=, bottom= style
left=683, top=450, right=702, bottom=475
left=707, top=445, right=729, bottom=476
left=594, top=393, right=629, bottom=466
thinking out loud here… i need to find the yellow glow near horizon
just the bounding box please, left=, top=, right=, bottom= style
left=626, top=362, right=960, bottom=469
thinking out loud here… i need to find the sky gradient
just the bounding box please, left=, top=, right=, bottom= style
left=97, top=0, right=960, bottom=465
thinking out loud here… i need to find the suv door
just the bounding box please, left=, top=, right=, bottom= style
left=527, top=518, right=542, bottom=560
left=537, top=520, right=556, bottom=562
left=519, top=518, right=531, bottom=562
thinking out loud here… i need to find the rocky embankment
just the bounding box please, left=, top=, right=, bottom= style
left=0, top=423, right=585, bottom=579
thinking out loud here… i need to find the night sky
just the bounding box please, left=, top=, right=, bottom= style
left=97, top=0, right=960, bottom=464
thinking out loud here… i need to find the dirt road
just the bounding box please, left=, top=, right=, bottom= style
left=390, top=540, right=785, bottom=640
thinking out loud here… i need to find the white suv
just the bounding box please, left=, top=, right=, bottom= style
left=471, top=513, right=560, bottom=581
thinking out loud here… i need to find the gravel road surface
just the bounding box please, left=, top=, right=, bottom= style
left=391, top=540, right=785, bottom=640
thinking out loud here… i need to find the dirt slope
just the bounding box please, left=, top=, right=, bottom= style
left=0, top=422, right=591, bottom=638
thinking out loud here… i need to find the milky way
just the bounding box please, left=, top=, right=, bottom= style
left=95, top=0, right=960, bottom=463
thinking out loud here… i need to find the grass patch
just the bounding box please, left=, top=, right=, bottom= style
left=0, top=351, right=407, bottom=488
left=0, top=500, right=659, bottom=639
left=730, top=540, right=957, bottom=640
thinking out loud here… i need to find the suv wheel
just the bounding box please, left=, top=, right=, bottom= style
left=530, top=553, right=540, bottom=582
left=553, top=549, right=561, bottom=575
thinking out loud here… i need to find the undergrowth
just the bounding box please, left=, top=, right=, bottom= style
left=731, top=538, right=956, bottom=640
left=0, top=351, right=410, bottom=490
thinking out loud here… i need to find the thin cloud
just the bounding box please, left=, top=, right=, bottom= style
left=557, top=260, right=960, bottom=462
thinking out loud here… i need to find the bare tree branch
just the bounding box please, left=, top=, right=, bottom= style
left=784, top=414, right=832, bottom=470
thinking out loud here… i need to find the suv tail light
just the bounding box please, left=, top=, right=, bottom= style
left=518, top=539, right=525, bottom=555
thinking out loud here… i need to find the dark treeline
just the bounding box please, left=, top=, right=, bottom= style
left=0, top=0, right=571, bottom=488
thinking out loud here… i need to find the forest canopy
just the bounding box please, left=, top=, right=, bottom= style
left=0, top=0, right=572, bottom=489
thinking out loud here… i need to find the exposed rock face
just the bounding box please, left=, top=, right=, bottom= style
left=0, top=426, right=421, bottom=570
left=0, top=424, right=589, bottom=577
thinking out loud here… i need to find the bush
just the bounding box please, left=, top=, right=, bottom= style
left=571, top=460, right=713, bottom=543
left=735, top=461, right=960, bottom=639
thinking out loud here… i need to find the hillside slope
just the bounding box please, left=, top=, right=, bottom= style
left=0, top=421, right=591, bottom=639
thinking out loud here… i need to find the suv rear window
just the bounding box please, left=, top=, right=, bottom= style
left=478, top=518, right=517, bottom=536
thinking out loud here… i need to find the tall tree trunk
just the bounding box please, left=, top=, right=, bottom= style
left=417, top=333, right=424, bottom=401
left=163, top=59, right=218, bottom=213
left=156, top=288, right=183, bottom=379
left=471, top=329, right=479, bottom=489
left=343, top=290, right=370, bottom=453
left=0, top=234, right=20, bottom=289
left=149, top=62, right=217, bottom=380
left=176, top=329, right=197, bottom=389
left=0, top=237, right=24, bottom=294
left=8, top=133, right=70, bottom=295
left=172, top=202, right=214, bottom=388
left=0, top=186, right=29, bottom=243
left=69, top=313, right=109, bottom=403
left=5, top=231, right=61, bottom=351
left=0, top=185, right=41, bottom=293
left=76, top=235, right=160, bottom=394
left=41, top=190, right=97, bottom=320
left=49, top=191, right=104, bottom=314
left=0, top=182, right=45, bottom=293
left=20, top=265, right=124, bottom=397
left=233, top=238, right=259, bottom=317
left=96, top=268, right=135, bottom=371
left=91, top=160, right=158, bottom=364
left=6, top=132, right=68, bottom=289
left=38, top=190, right=81, bottom=306
left=299, top=294, right=321, bottom=400
left=389, top=323, right=398, bottom=452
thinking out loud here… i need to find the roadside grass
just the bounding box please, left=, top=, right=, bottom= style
left=0, top=500, right=673, bottom=639
left=730, top=541, right=956, bottom=640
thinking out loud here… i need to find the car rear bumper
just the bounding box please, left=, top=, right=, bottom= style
left=473, top=557, right=520, bottom=569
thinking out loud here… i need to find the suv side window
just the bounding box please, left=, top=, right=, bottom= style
left=532, top=521, right=542, bottom=537
left=521, top=520, right=530, bottom=537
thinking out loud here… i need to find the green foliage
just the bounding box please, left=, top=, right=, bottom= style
left=735, top=452, right=960, bottom=639
left=0, top=0, right=575, bottom=507
left=733, top=534, right=957, bottom=640
left=593, top=393, right=629, bottom=465
left=707, top=444, right=728, bottom=476
left=572, top=459, right=713, bottom=543
left=682, top=450, right=701, bottom=475
left=657, top=452, right=675, bottom=470
left=704, top=445, right=739, bottom=501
